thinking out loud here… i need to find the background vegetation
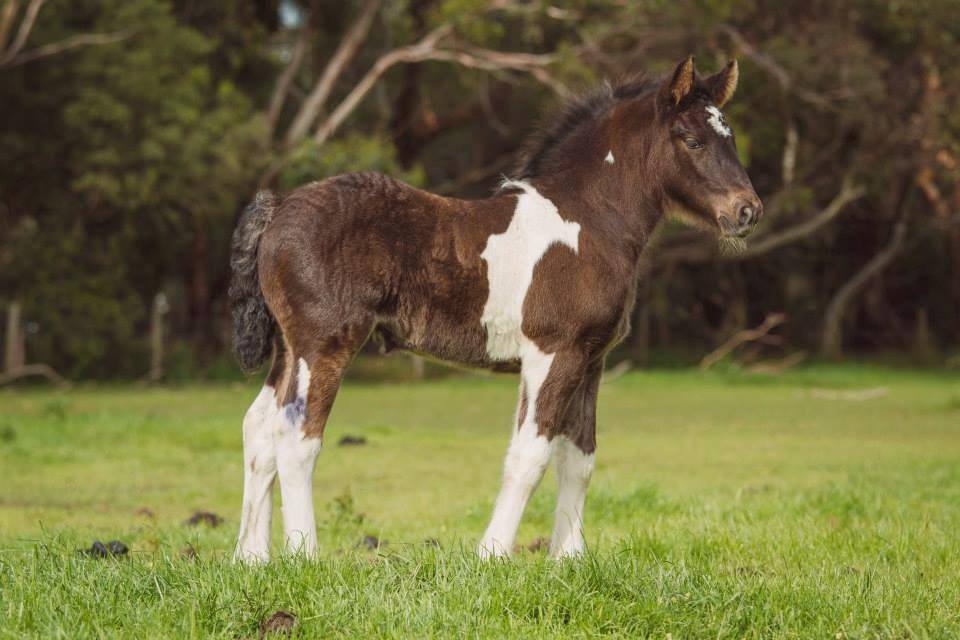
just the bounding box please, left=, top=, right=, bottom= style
left=2, top=0, right=959, bottom=380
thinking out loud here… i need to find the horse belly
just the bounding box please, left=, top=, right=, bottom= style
left=375, top=315, right=517, bottom=372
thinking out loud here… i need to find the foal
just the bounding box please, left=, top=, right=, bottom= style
left=230, top=57, right=761, bottom=561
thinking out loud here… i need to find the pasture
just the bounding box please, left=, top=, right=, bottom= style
left=1, top=365, right=959, bottom=638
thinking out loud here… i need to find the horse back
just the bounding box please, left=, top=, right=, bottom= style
left=258, top=172, right=516, bottom=367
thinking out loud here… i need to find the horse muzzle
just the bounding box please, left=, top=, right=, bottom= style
left=718, top=196, right=763, bottom=238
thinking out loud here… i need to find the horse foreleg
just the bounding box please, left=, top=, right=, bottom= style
left=550, top=438, right=595, bottom=558
left=550, top=362, right=600, bottom=558
left=479, top=344, right=587, bottom=558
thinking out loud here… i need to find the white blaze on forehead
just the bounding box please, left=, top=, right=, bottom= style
left=481, top=180, right=580, bottom=361
left=604, top=150, right=615, bottom=164
left=705, top=105, right=732, bottom=138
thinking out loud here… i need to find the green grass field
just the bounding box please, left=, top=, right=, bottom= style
left=1, top=365, right=959, bottom=638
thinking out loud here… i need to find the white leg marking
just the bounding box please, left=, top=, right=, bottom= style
left=550, top=436, right=594, bottom=558
left=276, top=357, right=323, bottom=555
left=235, top=385, right=279, bottom=563
left=604, top=150, right=615, bottom=164
left=481, top=181, right=580, bottom=361
left=479, top=341, right=555, bottom=558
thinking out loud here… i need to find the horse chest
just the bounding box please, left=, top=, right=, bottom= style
left=479, top=181, right=581, bottom=361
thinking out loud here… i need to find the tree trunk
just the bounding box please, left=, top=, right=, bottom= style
left=147, top=292, right=168, bottom=383
left=4, top=301, right=24, bottom=373
left=630, top=282, right=651, bottom=367
left=821, top=214, right=910, bottom=360
left=951, top=227, right=960, bottom=343
left=189, top=227, right=211, bottom=363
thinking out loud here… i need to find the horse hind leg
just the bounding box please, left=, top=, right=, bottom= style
left=274, top=322, right=369, bottom=555
left=234, top=348, right=284, bottom=563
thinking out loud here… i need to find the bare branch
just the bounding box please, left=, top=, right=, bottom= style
left=732, top=179, right=866, bottom=259
left=782, top=120, right=798, bottom=185
left=312, top=24, right=453, bottom=145
left=3, top=29, right=130, bottom=67
left=0, top=0, right=20, bottom=53
left=266, top=23, right=311, bottom=140
left=313, top=26, right=560, bottom=146
left=699, top=313, right=787, bottom=371
left=283, top=0, right=380, bottom=147
left=0, top=0, right=40, bottom=65
left=654, top=180, right=866, bottom=265
left=718, top=24, right=838, bottom=112
left=425, top=47, right=567, bottom=97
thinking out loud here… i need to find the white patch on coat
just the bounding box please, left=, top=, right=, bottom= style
left=235, top=385, right=280, bottom=563
left=274, top=356, right=323, bottom=555
left=478, top=341, right=555, bottom=558
left=604, top=150, right=615, bottom=164
left=550, top=436, right=594, bottom=558
left=481, top=180, right=580, bottom=361
left=706, top=105, right=732, bottom=138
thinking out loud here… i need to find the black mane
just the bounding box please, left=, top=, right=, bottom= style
left=512, top=75, right=660, bottom=180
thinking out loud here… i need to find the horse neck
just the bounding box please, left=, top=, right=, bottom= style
left=524, top=165, right=665, bottom=261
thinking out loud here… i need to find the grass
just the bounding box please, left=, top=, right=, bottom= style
left=0, top=364, right=959, bottom=637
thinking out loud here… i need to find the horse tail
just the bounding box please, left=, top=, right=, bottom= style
left=229, top=191, right=277, bottom=373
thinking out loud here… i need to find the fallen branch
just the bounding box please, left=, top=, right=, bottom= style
left=0, top=364, right=70, bottom=389
left=699, top=313, right=787, bottom=371
left=745, top=351, right=807, bottom=374
left=808, top=387, right=888, bottom=401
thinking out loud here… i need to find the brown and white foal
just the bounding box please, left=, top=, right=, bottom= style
left=229, top=57, right=761, bottom=562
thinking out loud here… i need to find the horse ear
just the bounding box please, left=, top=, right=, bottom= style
left=706, top=60, right=739, bottom=108
left=659, top=56, right=696, bottom=109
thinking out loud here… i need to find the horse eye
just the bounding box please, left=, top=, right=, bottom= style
left=684, top=137, right=703, bottom=150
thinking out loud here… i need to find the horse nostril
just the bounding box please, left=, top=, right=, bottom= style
left=738, top=205, right=754, bottom=226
